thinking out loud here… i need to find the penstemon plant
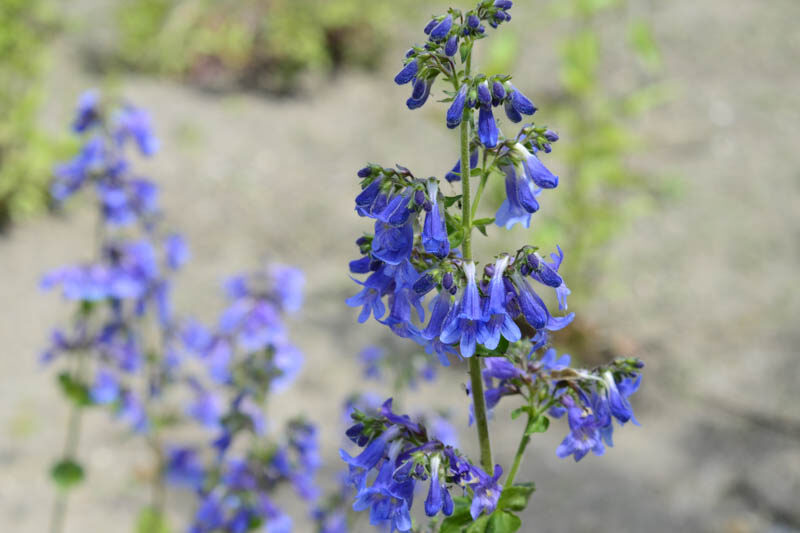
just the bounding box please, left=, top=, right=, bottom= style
left=42, top=91, right=184, bottom=533
left=42, top=92, right=319, bottom=533
left=344, top=1, right=644, bottom=531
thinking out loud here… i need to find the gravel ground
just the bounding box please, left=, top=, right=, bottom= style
left=1, top=0, right=799, bottom=531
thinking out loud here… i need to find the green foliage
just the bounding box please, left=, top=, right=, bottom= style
left=57, top=372, right=93, bottom=407
left=112, top=0, right=443, bottom=93
left=0, top=0, right=67, bottom=229
left=528, top=0, right=674, bottom=309
left=438, top=487, right=531, bottom=533
left=136, top=507, right=172, bottom=533
left=50, top=458, right=85, bottom=489
left=496, top=483, right=536, bottom=512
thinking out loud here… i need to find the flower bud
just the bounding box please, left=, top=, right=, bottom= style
left=445, top=35, right=459, bottom=57
left=492, top=81, right=506, bottom=103
left=394, top=60, right=418, bottom=86
left=423, top=18, right=438, bottom=35
left=544, top=129, right=559, bottom=142
left=477, top=81, right=492, bottom=106
left=442, top=272, right=454, bottom=291
left=429, top=15, right=453, bottom=41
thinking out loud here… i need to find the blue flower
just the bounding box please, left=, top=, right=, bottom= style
left=271, top=342, right=304, bottom=392
left=51, top=137, right=106, bottom=202
left=372, top=219, right=414, bottom=265
left=349, top=255, right=372, bottom=274
left=118, top=391, right=149, bottom=433
left=346, top=264, right=393, bottom=322
left=604, top=372, right=642, bottom=425
left=478, top=105, right=499, bottom=148
left=506, top=83, right=537, bottom=116
left=73, top=90, right=100, bottom=132
left=440, top=262, right=484, bottom=358
left=526, top=252, right=563, bottom=288
left=430, top=416, right=459, bottom=447
left=556, top=395, right=610, bottom=462
left=422, top=181, right=450, bottom=257
left=360, top=346, right=384, bottom=379
left=355, top=177, right=385, bottom=217
left=270, top=264, right=305, bottom=314
left=447, top=85, right=468, bottom=129
left=165, top=447, right=206, bottom=489
left=421, top=289, right=453, bottom=342
left=90, top=368, right=119, bottom=404
left=165, top=233, right=189, bottom=270
left=192, top=492, right=225, bottom=531
left=514, top=143, right=558, bottom=189
left=424, top=455, right=454, bottom=517
left=445, top=35, right=459, bottom=56
left=495, top=164, right=540, bottom=230
left=469, top=464, right=503, bottom=519
left=478, top=256, right=521, bottom=349
left=492, top=81, right=506, bottom=103
left=445, top=148, right=479, bottom=182
left=377, top=192, right=414, bottom=227
left=539, top=347, right=570, bottom=370
left=429, top=15, right=453, bottom=41
left=510, top=270, right=549, bottom=330
left=407, top=78, right=433, bottom=110
left=113, top=105, right=158, bottom=156
left=477, top=81, right=492, bottom=106
left=187, top=385, right=223, bottom=429
left=394, top=60, right=418, bottom=85
left=504, top=99, right=523, bottom=123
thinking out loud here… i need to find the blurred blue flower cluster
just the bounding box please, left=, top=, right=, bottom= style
left=43, top=91, right=319, bottom=533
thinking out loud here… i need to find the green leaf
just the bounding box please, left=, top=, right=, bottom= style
left=510, top=406, right=531, bottom=420
left=460, top=41, right=473, bottom=63
left=495, top=336, right=509, bottom=354
left=487, top=511, right=522, bottom=533
left=472, top=217, right=495, bottom=226
left=439, top=497, right=473, bottom=533
left=465, top=515, right=491, bottom=533
left=525, top=415, right=549, bottom=435
left=497, top=483, right=536, bottom=512
left=628, top=19, right=661, bottom=72
left=444, top=195, right=463, bottom=208
left=136, top=507, right=171, bottom=533
left=50, top=458, right=84, bottom=489
left=57, top=372, right=92, bottom=406
left=470, top=167, right=483, bottom=177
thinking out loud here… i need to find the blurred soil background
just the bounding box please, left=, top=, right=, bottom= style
left=1, top=0, right=799, bottom=532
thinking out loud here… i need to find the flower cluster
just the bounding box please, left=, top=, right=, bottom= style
left=341, top=399, right=502, bottom=531
left=345, top=0, right=645, bottom=530
left=176, top=418, right=319, bottom=533
left=44, top=92, right=321, bottom=533
left=394, top=1, right=516, bottom=111
left=170, top=264, right=322, bottom=531
left=347, top=191, right=574, bottom=360
left=42, top=91, right=185, bottom=436
left=479, top=347, right=643, bottom=461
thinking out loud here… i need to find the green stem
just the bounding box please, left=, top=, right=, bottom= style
left=458, top=50, right=493, bottom=475
left=504, top=412, right=533, bottom=487
left=49, top=391, right=85, bottom=533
